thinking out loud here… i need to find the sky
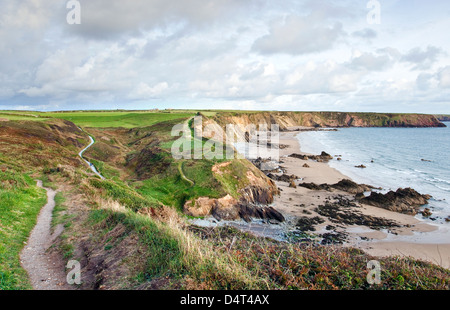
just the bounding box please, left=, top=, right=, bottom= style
left=1, top=0, right=450, bottom=113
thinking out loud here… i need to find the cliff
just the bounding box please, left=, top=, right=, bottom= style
left=211, top=111, right=446, bottom=131
left=435, top=114, right=450, bottom=122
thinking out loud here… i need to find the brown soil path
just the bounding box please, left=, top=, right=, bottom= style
left=20, top=180, right=72, bottom=290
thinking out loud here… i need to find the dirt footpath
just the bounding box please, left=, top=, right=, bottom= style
left=20, top=180, right=72, bottom=290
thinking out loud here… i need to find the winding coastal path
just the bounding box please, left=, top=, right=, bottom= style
left=78, top=129, right=105, bottom=180
left=20, top=181, right=71, bottom=290
left=20, top=132, right=105, bottom=290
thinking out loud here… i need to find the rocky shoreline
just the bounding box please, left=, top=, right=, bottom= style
left=188, top=127, right=450, bottom=269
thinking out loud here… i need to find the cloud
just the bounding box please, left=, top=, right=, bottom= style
left=284, top=61, right=363, bottom=94
left=1, top=0, right=450, bottom=114
left=352, top=28, right=377, bottom=40
left=64, top=0, right=260, bottom=40
left=252, top=14, right=345, bottom=55
left=347, top=50, right=392, bottom=71
left=128, top=82, right=169, bottom=100
left=438, top=66, right=450, bottom=88
left=400, top=46, right=443, bottom=70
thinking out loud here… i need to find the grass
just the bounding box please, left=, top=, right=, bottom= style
left=88, top=159, right=121, bottom=180
left=36, top=111, right=196, bottom=128
left=88, top=202, right=265, bottom=289
left=89, top=178, right=161, bottom=211
left=191, top=226, right=450, bottom=290
left=0, top=170, right=47, bottom=290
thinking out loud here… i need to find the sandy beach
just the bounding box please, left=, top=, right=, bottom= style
left=269, top=129, right=450, bottom=270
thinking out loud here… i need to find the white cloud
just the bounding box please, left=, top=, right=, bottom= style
left=252, top=14, right=346, bottom=55
left=348, top=51, right=392, bottom=71
left=0, top=0, right=450, bottom=113
left=129, top=82, right=169, bottom=100
left=438, top=66, right=450, bottom=88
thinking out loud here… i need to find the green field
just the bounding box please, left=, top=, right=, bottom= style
left=0, top=110, right=196, bottom=128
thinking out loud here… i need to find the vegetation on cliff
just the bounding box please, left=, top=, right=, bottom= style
left=0, top=111, right=448, bottom=290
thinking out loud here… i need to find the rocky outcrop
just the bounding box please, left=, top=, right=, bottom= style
left=331, top=179, right=375, bottom=194
left=360, top=188, right=432, bottom=215
left=266, top=173, right=298, bottom=183
left=290, top=152, right=333, bottom=162
left=184, top=172, right=284, bottom=223
left=298, top=179, right=374, bottom=195
left=184, top=186, right=285, bottom=223
left=237, top=204, right=285, bottom=223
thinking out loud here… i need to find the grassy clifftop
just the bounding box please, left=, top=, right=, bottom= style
left=211, top=111, right=446, bottom=129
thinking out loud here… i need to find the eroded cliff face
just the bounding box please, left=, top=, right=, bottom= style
left=183, top=160, right=283, bottom=223
left=193, top=111, right=445, bottom=144
left=210, top=111, right=445, bottom=132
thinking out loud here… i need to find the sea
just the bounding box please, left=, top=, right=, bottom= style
left=297, top=122, right=450, bottom=242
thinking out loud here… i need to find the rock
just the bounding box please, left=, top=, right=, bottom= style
left=320, top=151, right=333, bottom=160
left=298, top=179, right=374, bottom=195
left=337, top=157, right=342, bottom=161
left=421, top=208, right=432, bottom=217
left=355, top=164, right=366, bottom=169
left=315, top=197, right=400, bottom=230
left=266, top=173, right=298, bottom=183
left=296, top=216, right=325, bottom=231
left=298, top=182, right=330, bottom=191
left=251, top=157, right=279, bottom=172
left=183, top=197, right=218, bottom=218
left=331, top=179, right=373, bottom=195
left=239, top=185, right=275, bottom=205
left=289, top=180, right=297, bottom=188
left=289, top=152, right=332, bottom=162
left=320, top=232, right=347, bottom=245
left=360, top=188, right=432, bottom=215
left=302, top=163, right=310, bottom=168
left=184, top=182, right=282, bottom=223
left=289, top=153, right=309, bottom=160
left=238, top=204, right=285, bottom=223
left=211, top=203, right=240, bottom=221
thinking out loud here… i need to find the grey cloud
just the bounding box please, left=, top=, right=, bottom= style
left=252, top=15, right=346, bottom=55
left=352, top=28, right=377, bottom=39
left=401, top=46, right=443, bottom=70
left=348, top=52, right=392, bottom=71
left=63, top=0, right=260, bottom=40
left=416, top=73, right=435, bottom=91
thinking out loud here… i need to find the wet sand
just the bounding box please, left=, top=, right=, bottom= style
left=271, top=129, right=450, bottom=270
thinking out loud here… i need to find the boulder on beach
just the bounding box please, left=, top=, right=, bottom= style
left=298, top=179, right=374, bottom=195
left=289, top=152, right=333, bottom=162
left=421, top=208, right=432, bottom=217
left=331, top=179, right=374, bottom=194
left=360, top=188, right=432, bottom=215
left=266, top=173, right=299, bottom=183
